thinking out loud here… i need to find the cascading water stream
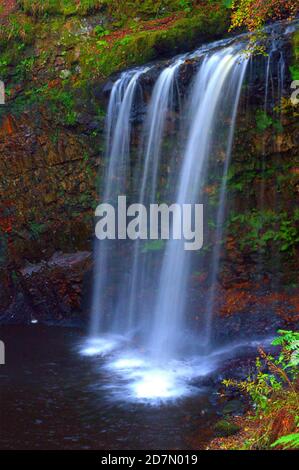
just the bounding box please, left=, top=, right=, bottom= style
left=126, top=60, right=183, bottom=333
left=90, top=69, right=146, bottom=336
left=203, top=58, right=249, bottom=347
left=148, top=47, right=248, bottom=361
left=83, top=22, right=295, bottom=403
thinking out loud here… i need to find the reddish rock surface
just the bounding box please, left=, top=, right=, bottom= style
left=0, top=0, right=17, bottom=20
left=0, top=251, right=92, bottom=324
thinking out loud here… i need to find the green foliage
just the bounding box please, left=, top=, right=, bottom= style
left=294, top=31, right=299, bottom=61
left=272, top=330, right=299, bottom=370
left=290, top=32, right=299, bottom=80
left=29, top=222, right=46, bottom=240
left=90, top=9, right=229, bottom=78
left=0, top=13, right=34, bottom=45
left=0, top=1, right=229, bottom=115
left=255, top=109, right=272, bottom=132
left=10, top=84, right=78, bottom=124
left=278, top=220, right=299, bottom=252
left=177, top=0, right=192, bottom=13
left=223, top=330, right=299, bottom=413
left=19, top=0, right=105, bottom=16
left=229, top=209, right=299, bottom=254
left=15, top=56, right=35, bottom=80
left=0, top=233, right=8, bottom=265
left=230, top=0, right=296, bottom=33
left=290, top=65, right=299, bottom=81
left=116, top=36, right=134, bottom=47
left=224, top=360, right=280, bottom=412
left=0, top=55, right=10, bottom=78
left=254, top=109, right=283, bottom=133
left=46, top=88, right=77, bottom=125
left=228, top=0, right=297, bottom=54
left=19, top=0, right=220, bottom=20
left=221, top=332, right=299, bottom=448
left=106, top=0, right=198, bottom=22
left=93, top=25, right=110, bottom=38
left=214, top=419, right=240, bottom=436
left=223, top=0, right=233, bottom=8
left=271, top=433, right=299, bottom=450
left=96, top=39, right=109, bottom=49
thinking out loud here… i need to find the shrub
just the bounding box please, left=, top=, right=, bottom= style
left=230, top=0, right=297, bottom=32
left=223, top=330, right=299, bottom=449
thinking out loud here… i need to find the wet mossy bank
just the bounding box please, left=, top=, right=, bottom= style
left=0, top=1, right=230, bottom=100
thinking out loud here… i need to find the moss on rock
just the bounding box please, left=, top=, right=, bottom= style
left=76, top=8, right=230, bottom=80
left=290, top=30, right=299, bottom=80
left=19, top=0, right=105, bottom=17
left=214, top=419, right=241, bottom=437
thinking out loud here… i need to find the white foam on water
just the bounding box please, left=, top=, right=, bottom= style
left=106, top=356, right=200, bottom=403
left=79, top=336, right=122, bottom=357
left=79, top=335, right=273, bottom=405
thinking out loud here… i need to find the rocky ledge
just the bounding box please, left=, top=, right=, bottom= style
left=0, top=251, right=92, bottom=325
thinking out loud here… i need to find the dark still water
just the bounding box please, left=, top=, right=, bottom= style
left=0, top=326, right=219, bottom=450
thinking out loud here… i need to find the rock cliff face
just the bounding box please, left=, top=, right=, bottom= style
left=0, top=2, right=298, bottom=329
left=0, top=103, right=100, bottom=323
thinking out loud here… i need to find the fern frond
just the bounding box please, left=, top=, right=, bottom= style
left=271, top=433, right=299, bottom=450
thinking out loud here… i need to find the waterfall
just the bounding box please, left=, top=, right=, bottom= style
left=90, top=43, right=250, bottom=354
left=203, top=57, right=249, bottom=347
left=90, top=69, right=145, bottom=336
left=83, top=23, right=294, bottom=402
left=126, top=60, right=183, bottom=334
left=148, top=47, right=248, bottom=360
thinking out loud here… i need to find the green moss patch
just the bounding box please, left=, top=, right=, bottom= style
left=19, top=0, right=105, bottom=17
left=290, top=31, right=299, bottom=81
left=79, top=9, right=229, bottom=79
left=214, top=419, right=241, bottom=437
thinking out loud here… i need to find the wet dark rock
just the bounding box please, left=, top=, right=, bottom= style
left=96, top=80, right=114, bottom=100
left=177, top=60, right=199, bottom=92
left=0, top=292, right=33, bottom=325
left=222, top=399, right=245, bottom=416
left=0, top=252, right=92, bottom=325
left=76, top=112, right=101, bottom=133
left=212, top=309, right=284, bottom=345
